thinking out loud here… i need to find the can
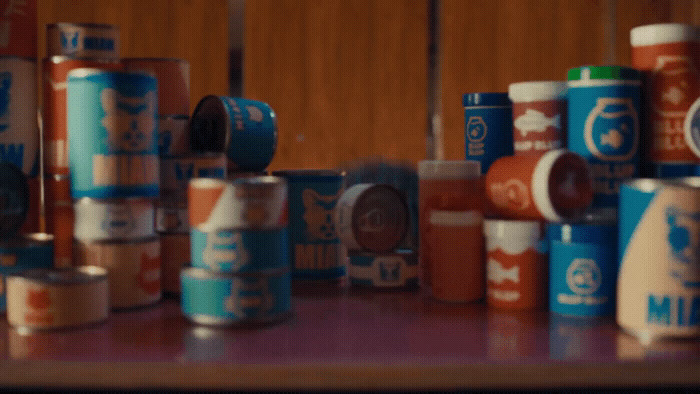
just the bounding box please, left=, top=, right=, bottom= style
left=508, top=81, right=567, bottom=154
left=684, top=96, right=700, bottom=159
left=158, top=115, right=190, bottom=156
left=43, top=174, right=72, bottom=268
left=74, top=236, right=161, bottom=309
left=334, top=183, right=409, bottom=252
left=46, top=23, right=119, bottom=59
left=6, top=266, right=108, bottom=330
left=618, top=177, right=700, bottom=343
left=67, top=69, right=159, bottom=198
left=180, top=267, right=292, bottom=326
left=347, top=249, right=418, bottom=288
left=0, top=0, right=36, bottom=58
left=484, top=220, right=548, bottom=310
left=547, top=219, right=617, bottom=317
left=190, top=95, right=277, bottom=172
left=19, top=175, right=38, bottom=234
left=0, top=233, right=54, bottom=312
left=73, top=197, right=155, bottom=241
left=567, top=66, right=641, bottom=211
left=0, top=161, right=28, bottom=239
left=42, top=56, right=124, bottom=175
left=160, top=153, right=226, bottom=200
left=272, top=170, right=344, bottom=280
left=484, top=149, right=594, bottom=221
left=123, top=58, right=190, bottom=116
left=160, top=232, right=190, bottom=295
left=463, top=93, right=513, bottom=172
left=0, top=57, right=38, bottom=176
left=155, top=199, right=189, bottom=233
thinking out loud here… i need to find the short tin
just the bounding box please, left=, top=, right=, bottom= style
left=191, top=227, right=289, bottom=273
left=160, top=153, right=226, bottom=200
left=0, top=233, right=54, bottom=312
left=0, top=162, right=28, bottom=240
left=46, top=23, right=119, bottom=59
left=73, top=197, right=155, bottom=241
left=123, top=58, right=190, bottom=115
left=348, top=249, right=418, bottom=288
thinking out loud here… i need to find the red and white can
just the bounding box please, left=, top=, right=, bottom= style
left=123, top=58, right=190, bottom=116
left=509, top=81, right=567, bottom=154
left=0, top=0, right=36, bottom=58
left=73, top=197, right=155, bottom=242
left=160, top=232, right=190, bottom=295
left=44, top=174, right=72, bottom=268
left=46, top=23, right=119, bottom=59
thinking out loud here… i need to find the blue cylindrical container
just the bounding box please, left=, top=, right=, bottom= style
left=463, top=93, right=513, bottom=173
left=547, top=219, right=617, bottom=317
left=567, top=66, right=641, bottom=211
left=67, top=69, right=159, bottom=198
left=0, top=233, right=54, bottom=312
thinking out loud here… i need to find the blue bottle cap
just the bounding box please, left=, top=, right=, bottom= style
left=0, top=162, right=28, bottom=240
left=547, top=221, right=617, bottom=244
left=463, top=92, right=510, bottom=107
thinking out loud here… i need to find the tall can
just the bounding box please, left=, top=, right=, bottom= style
left=463, top=93, right=513, bottom=173
left=0, top=0, right=36, bottom=58
left=46, top=23, right=119, bottom=59
left=509, top=81, right=567, bottom=155
left=618, top=178, right=700, bottom=343
left=567, top=66, right=641, bottom=212
left=67, top=69, right=159, bottom=198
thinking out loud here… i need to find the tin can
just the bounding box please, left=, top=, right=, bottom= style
left=155, top=199, right=188, bottom=233
left=46, top=23, right=119, bottom=59
left=0, top=0, right=36, bottom=58
left=160, top=153, right=226, bottom=200
left=42, top=56, right=124, bottom=175
left=0, top=161, right=28, bottom=239
left=180, top=267, right=292, bottom=326
left=508, top=81, right=567, bottom=154
left=684, top=96, right=700, bottom=159
left=74, top=236, right=161, bottom=309
left=463, top=93, right=513, bottom=172
left=567, top=66, right=641, bottom=211
left=347, top=249, right=418, bottom=288
left=191, top=95, right=277, bottom=172
left=67, top=69, right=159, bottom=198
left=73, top=197, right=155, bottom=241
left=6, top=266, right=108, bottom=330
left=484, top=149, right=594, bottom=222
left=123, top=58, right=190, bottom=116
left=484, top=220, right=548, bottom=310
left=160, top=232, right=190, bottom=295
left=158, top=115, right=190, bottom=156
left=44, top=174, right=72, bottom=268
left=0, top=57, right=38, bottom=176
left=547, top=218, right=617, bottom=317
left=334, top=183, right=409, bottom=253
left=0, top=233, right=54, bottom=312
left=618, top=177, right=700, bottom=343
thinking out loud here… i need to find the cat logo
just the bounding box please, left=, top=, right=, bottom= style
left=224, top=277, right=274, bottom=317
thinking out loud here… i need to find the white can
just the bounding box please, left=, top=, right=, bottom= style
left=73, top=198, right=156, bottom=241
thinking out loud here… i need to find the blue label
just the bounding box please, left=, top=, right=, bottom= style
left=464, top=104, right=513, bottom=173
left=618, top=183, right=657, bottom=266
left=0, top=71, right=11, bottom=132
left=647, top=294, right=700, bottom=327
left=190, top=228, right=289, bottom=273
left=0, top=241, right=54, bottom=312
left=221, top=97, right=276, bottom=172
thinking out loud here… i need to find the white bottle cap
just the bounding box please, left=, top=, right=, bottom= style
left=630, top=23, right=698, bottom=47
left=418, top=160, right=480, bottom=180
left=508, top=81, right=567, bottom=103
left=429, top=210, right=483, bottom=227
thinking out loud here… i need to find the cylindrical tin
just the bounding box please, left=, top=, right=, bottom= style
left=158, top=115, right=190, bottom=156
left=484, top=220, right=548, bottom=310
left=46, top=23, right=119, bottom=59
left=160, top=232, right=190, bottom=295
left=463, top=93, right=513, bottom=172
left=74, top=237, right=161, bottom=309
left=191, top=95, right=277, bottom=172
left=547, top=218, right=617, bottom=317
left=123, top=58, right=190, bottom=116
left=180, top=267, right=292, bottom=326
left=0, top=0, right=36, bottom=58
left=631, top=23, right=700, bottom=175
left=334, top=183, right=409, bottom=253
left=6, top=266, right=108, bottom=330
left=567, top=66, right=641, bottom=212
left=508, top=81, right=567, bottom=154
left=618, top=177, right=700, bottom=343
left=43, top=174, right=72, bottom=268
left=0, top=233, right=54, bottom=312
left=272, top=170, right=344, bottom=280
left=0, top=161, right=28, bottom=239
left=42, top=56, right=124, bottom=175
left=684, top=96, right=700, bottom=159
left=67, top=69, right=159, bottom=198
left=155, top=199, right=188, bottom=234
left=347, top=249, right=418, bottom=288
left=484, top=149, right=594, bottom=222
left=0, top=57, right=38, bottom=176
left=160, top=153, right=226, bottom=200
left=73, top=197, right=155, bottom=241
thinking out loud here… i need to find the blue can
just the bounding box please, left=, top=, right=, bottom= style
left=463, top=93, right=513, bottom=173
left=348, top=249, right=418, bottom=288
left=67, top=69, right=159, bottom=199
left=191, top=96, right=277, bottom=172
left=272, top=170, right=345, bottom=280
left=567, top=66, right=641, bottom=210
left=0, top=161, right=28, bottom=240
left=547, top=219, right=617, bottom=317
left=0, top=233, right=54, bottom=312
left=190, top=227, right=289, bottom=273
left=180, top=267, right=292, bottom=326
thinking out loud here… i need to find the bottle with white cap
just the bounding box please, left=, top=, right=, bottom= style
left=508, top=81, right=567, bottom=155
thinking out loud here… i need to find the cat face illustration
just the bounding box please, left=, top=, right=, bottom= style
left=302, top=189, right=339, bottom=241
left=101, top=88, right=156, bottom=153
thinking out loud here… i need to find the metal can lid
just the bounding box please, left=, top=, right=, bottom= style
left=567, top=65, right=640, bottom=81
left=0, top=162, right=28, bottom=240
left=483, top=219, right=543, bottom=239
left=429, top=210, right=483, bottom=227
left=546, top=221, right=617, bottom=244
left=8, top=266, right=108, bottom=285
left=508, top=81, right=567, bottom=103
left=418, top=160, right=480, bottom=180
left=630, top=23, right=698, bottom=47
left=463, top=92, right=510, bottom=107
left=347, top=184, right=409, bottom=252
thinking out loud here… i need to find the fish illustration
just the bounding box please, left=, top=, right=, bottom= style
left=662, top=85, right=685, bottom=105
left=514, top=109, right=560, bottom=136
left=600, top=124, right=627, bottom=149
left=487, top=259, right=519, bottom=284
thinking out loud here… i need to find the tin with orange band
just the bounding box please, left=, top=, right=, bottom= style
left=123, top=58, right=190, bottom=116
left=44, top=174, right=73, bottom=268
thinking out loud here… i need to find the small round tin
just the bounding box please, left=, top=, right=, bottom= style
left=0, top=233, right=54, bottom=312
left=348, top=249, right=418, bottom=288
left=46, top=23, right=119, bottom=59
left=123, top=57, right=190, bottom=115
left=160, top=153, right=226, bottom=200
left=73, top=197, right=155, bottom=241
left=0, top=161, right=28, bottom=240
left=6, top=266, right=108, bottom=330
left=191, top=227, right=289, bottom=273
left=180, top=267, right=292, bottom=326
left=334, top=183, right=409, bottom=252
left=161, top=232, right=190, bottom=295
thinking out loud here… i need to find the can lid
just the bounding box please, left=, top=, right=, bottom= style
left=9, top=266, right=108, bottom=285
left=508, top=81, right=567, bottom=102
left=418, top=160, right=480, bottom=179
left=0, top=162, right=28, bottom=240
left=429, top=210, right=483, bottom=227
left=532, top=150, right=594, bottom=222
left=567, top=66, right=640, bottom=81
left=630, top=23, right=698, bottom=47
left=483, top=219, right=543, bottom=239
left=546, top=221, right=616, bottom=244
left=463, top=92, right=510, bottom=107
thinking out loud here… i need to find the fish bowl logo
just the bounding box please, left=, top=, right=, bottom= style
left=584, top=98, right=639, bottom=161
left=0, top=71, right=11, bottom=132
left=652, top=56, right=700, bottom=117
left=466, top=116, right=487, bottom=142
left=666, top=206, right=700, bottom=287
left=60, top=31, right=80, bottom=53
left=566, top=258, right=601, bottom=296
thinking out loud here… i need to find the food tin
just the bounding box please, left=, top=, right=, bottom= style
left=160, top=153, right=226, bottom=200
left=160, top=232, right=190, bottom=295
left=6, top=266, right=108, bottom=330
left=463, top=93, right=513, bottom=172
left=67, top=69, right=159, bottom=198
left=155, top=199, right=189, bottom=233
left=0, top=161, right=28, bottom=239
left=46, top=23, right=119, bottom=59
left=0, top=0, right=36, bottom=58
left=190, top=95, right=277, bottom=172
left=618, top=177, right=700, bottom=343
left=0, top=233, right=54, bottom=312
left=123, top=58, right=190, bottom=116
left=347, top=249, right=418, bottom=288
left=508, top=81, right=567, bottom=154
left=180, top=267, right=292, bottom=326
left=44, top=174, right=72, bottom=268
left=158, top=115, right=190, bottom=156
left=484, top=149, right=594, bottom=222
left=73, top=197, right=155, bottom=241
left=567, top=66, right=641, bottom=211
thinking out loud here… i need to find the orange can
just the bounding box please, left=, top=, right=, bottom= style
left=160, top=232, right=190, bottom=295
left=0, top=0, right=36, bottom=58
left=44, top=174, right=73, bottom=268
left=123, top=58, right=190, bottom=116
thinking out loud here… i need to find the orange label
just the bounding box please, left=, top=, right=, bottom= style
left=486, top=248, right=547, bottom=310
left=188, top=183, right=225, bottom=227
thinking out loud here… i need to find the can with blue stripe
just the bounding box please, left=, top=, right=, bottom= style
left=67, top=69, right=159, bottom=198
left=0, top=233, right=54, bottom=312
left=348, top=249, right=418, bottom=288
left=567, top=66, right=641, bottom=211
left=190, top=228, right=289, bottom=273
left=463, top=93, right=513, bottom=172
